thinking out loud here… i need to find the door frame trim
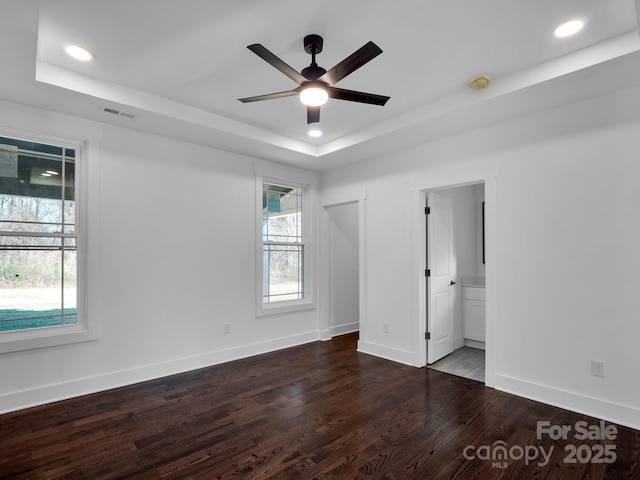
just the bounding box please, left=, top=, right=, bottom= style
left=410, top=161, right=498, bottom=388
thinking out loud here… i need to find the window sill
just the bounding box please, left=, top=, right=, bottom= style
left=0, top=324, right=95, bottom=354
left=257, top=299, right=316, bottom=317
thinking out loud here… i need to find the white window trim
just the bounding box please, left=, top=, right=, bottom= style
left=0, top=127, right=94, bottom=354
left=255, top=166, right=317, bottom=317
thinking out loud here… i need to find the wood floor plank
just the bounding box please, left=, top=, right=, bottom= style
left=1, top=333, right=638, bottom=479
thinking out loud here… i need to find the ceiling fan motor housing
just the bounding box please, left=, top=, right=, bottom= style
left=301, top=65, right=327, bottom=80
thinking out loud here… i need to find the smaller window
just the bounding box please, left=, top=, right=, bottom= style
left=262, top=182, right=304, bottom=304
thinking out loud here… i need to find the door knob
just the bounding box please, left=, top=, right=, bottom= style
left=450, top=280, right=456, bottom=286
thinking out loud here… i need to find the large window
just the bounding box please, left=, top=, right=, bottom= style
left=262, top=182, right=304, bottom=303
left=0, top=135, right=79, bottom=338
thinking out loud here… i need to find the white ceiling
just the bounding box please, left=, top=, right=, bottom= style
left=3, top=0, right=640, bottom=171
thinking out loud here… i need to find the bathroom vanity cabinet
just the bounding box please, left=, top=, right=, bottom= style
left=462, top=277, right=485, bottom=347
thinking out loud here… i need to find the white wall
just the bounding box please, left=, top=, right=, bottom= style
left=327, top=202, right=359, bottom=336
left=1, top=82, right=639, bottom=430
left=320, top=84, right=640, bottom=429
left=0, top=102, right=319, bottom=413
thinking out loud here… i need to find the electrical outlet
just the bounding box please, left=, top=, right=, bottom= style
left=223, top=322, right=231, bottom=335
left=383, top=322, right=390, bottom=333
left=591, top=360, right=605, bottom=378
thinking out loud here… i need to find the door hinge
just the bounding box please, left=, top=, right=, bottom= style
left=425, top=206, right=430, bottom=215
left=425, top=269, right=430, bottom=277
left=425, top=332, right=431, bottom=340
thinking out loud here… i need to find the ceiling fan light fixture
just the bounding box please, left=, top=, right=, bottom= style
left=300, top=84, right=328, bottom=106
left=239, top=35, right=389, bottom=124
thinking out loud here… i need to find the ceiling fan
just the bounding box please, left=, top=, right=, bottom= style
left=238, top=34, right=390, bottom=124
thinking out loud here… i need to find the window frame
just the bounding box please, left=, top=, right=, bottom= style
left=0, top=129, right=91, bottom=354
left=256, top=174, right=315, bottom=317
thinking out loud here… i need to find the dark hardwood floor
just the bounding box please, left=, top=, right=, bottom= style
left=1, top=333, right=638, bottom=479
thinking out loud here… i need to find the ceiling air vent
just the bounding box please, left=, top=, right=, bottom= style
left=103, top=107, right=137, bottom=119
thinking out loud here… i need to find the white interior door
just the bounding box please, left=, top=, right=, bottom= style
left=427, top=192, right=455, bottom=364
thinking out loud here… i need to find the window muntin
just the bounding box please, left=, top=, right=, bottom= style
left=262, top=182, right=304, bottom=303
left=0, top=135, right=77, bottom=333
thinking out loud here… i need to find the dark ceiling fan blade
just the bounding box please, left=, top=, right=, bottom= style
left=247, top=44, right=307, bottom=85
left=318, top=41, right=383, bottom=86
left=328, top=87, right=390, bottom=106
left=307, top=106, right=320, bottom=124
left=238, top=89, right=300, bottom=103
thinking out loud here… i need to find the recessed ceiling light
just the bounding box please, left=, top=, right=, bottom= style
left=65, top=45, right=93, bottom=62
left=308, top=129, right=323, bottom=138
left=554, top=19, right=584, bottom=38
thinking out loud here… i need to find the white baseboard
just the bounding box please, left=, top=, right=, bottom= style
left=494, top=373, right=640, bottom=431
left=464, top=339, right=486, bottom=350
left=330, top=322, right=359, bottom=337
left=454, top=336, right=465, bottom=350
left=357, top=340, right=415, bottom=366
left=0, top=331, right=319, bottom=415
left=6, top=333, right=636, bottom=434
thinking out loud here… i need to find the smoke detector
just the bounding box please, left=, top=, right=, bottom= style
left=469, top=76, right=490, bottom=90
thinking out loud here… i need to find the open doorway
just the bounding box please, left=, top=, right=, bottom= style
left=327, top=202, right=360, bottom=337
left=425, top=183, right=486, bottom=382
